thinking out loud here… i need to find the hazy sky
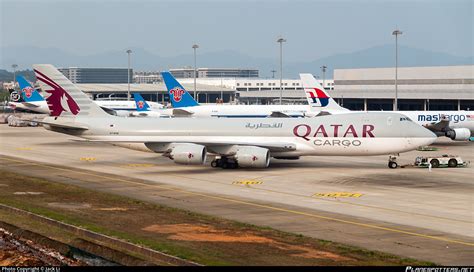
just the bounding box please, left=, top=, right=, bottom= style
left=1, top=0, right=472, bottom=61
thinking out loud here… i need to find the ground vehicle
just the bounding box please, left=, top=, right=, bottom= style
left=415, top=155, right=467, bottom=168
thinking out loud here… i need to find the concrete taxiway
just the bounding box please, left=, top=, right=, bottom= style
left=0, top=125, right=473, bottom=265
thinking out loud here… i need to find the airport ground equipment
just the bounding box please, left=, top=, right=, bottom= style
left=414, top=155, right=468, bottom=168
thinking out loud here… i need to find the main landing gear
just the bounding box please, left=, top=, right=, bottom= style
left=388, top=155, right=398, bottom=169
left=211, top=157, right=239, bottom=169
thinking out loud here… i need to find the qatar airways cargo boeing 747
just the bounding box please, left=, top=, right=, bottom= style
left=31, top=64, right=436, bottom=169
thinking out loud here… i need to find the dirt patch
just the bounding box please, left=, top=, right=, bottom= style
left=0, top=184, right=8, bottom=187
left=143, top=224, right=353, bottom=261
left=48, top=202, right=91, bottom=210
left=0, top=249, right=46, bottom=266
left=94, top=207, right=130, bottom=211
left=143, top=224, right=273, bottom=243
left=274, top=244, right=353, bottom=260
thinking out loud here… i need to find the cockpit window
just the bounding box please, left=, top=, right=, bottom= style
left=399, top=117, right=412, bottom=122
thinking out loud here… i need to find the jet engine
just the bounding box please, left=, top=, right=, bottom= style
left=445, top=128, right=471, bottom=141
left=234, top=146, right=270, bottom=168
left=168, top=143, right=207, bottom=165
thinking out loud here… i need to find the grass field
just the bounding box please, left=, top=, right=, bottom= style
left=0, top=170, right=434, bottom=266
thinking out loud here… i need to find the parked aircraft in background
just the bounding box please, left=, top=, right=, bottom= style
left=300, top=74, right=474, bottom=141
left=31, top=64, right=436, bottom=169
left=129, top=93, right=165, bottom=118
left=162, top=71, right=348, bottom=118
left=8, top=75, right=163, bottom=115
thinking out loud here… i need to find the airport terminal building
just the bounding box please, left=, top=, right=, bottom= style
left=65, top=65, right=473, bottom=110
left=332, top=65, right=473, bottom=111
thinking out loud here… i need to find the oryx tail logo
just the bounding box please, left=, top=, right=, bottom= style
left=306, top=88, right=329, bottom=107
left=170, top=87, right=185, bottom=102
left=22, top=86, right=34, bottom=98
left=34, top=69, right=80, bottom=116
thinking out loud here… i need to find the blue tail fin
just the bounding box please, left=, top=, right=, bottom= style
left=161, top=72, right=199, bottom=108
left=133, top=93, right=150, bottom=112
left=16, top=75, right=44, bottom=102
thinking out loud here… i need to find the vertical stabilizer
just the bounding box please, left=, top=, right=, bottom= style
left=16, top=75, right=44, bottom=102
left=161, top=71, right=200, bottom=108
left=133, top=93, right=150, bottom=112
left=299, top=73, right=348, bottom=111
left=33, top=64, right=108, bottom=117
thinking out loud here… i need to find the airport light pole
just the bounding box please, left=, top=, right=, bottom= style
left=126, top=49, right=132, bottom=101
left=271, top=70, right=276, bottom=79
left=392, top=29, right=402, bottom=110
left=320, top=65, right=327, bottom=88
left=12, top=64, right=18, bottom=89
left=277, top=37, right=286, bottom=105
left=192, top=44, right=199, bottom=101
left=220, top=72, right=224, bottom=102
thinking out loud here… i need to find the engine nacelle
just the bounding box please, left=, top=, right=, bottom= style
left=445, top=128, right=471, bottom=141
left=168, top=143, right=207, bottom=165
left=234, top=146, right=270, bottom=168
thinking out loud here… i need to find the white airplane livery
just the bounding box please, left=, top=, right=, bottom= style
left=161, top=72, right=348, bottom=118
left=299, top=74, right=474, bottom=141
left=31, top=64, right=436, bottom=169
left=8, top=75, right=163, bottom=116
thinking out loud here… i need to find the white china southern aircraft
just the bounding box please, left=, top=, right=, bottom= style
left=31, top=64, right=436, bottom=169
left=300, top=74, right=474, bottom=141
left=161, top=71, right=348, bottom=117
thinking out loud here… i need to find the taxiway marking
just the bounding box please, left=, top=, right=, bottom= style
left=80, top=157, right=97, bottom=162
left=1, top=156, right=473, bottom=247
left=313, top=192, right=363, bottom=198
left=233, top=180, right=263, bottom=185
left=1, top=145, right=471, bottom=224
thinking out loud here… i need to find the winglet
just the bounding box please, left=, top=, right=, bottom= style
left=161, top=72, right=199, bottom=108
left=16, top=75, right=44, bottom=102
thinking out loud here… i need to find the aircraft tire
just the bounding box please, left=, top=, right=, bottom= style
left=388, top=161, right=398, bottom=169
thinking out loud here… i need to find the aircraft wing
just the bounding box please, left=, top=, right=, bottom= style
left=82, top=139, right=296, bottom=152
left=422, top=117, right=450, bottom=132
left=186, top=141, right=296, bottom=152
left=269, top=111, right=291, bottom=118
left=315, top=111, right=332, bottom=116
left=269, top=111, right=307, bottom=118
left=172, top=108, right=194, bottom=116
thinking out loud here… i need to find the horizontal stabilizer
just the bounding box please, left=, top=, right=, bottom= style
left=30, top=120, right=89, bottom=130
left=22, top=102, right=40, bottom=108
